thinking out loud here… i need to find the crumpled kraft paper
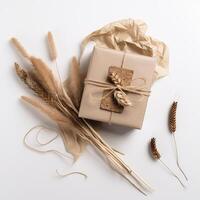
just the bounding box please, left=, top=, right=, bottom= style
left=81, top=19, right=169, bottom=80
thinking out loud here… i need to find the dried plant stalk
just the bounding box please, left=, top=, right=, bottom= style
left=11, top=38, right=30, bottom=59
left=47, top=32, right=57, bottom=61
left=168, top=101, right=188, bottom=181
left=149, top=138, right=185, bottom=188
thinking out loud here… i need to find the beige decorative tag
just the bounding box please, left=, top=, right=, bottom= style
left=100, top=66, right=134, bottom=113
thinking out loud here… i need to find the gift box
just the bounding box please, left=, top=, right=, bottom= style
left=78, top=47, right=156, bottom=129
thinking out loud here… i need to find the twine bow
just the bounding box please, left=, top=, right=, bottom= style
left=84, top=75, right=150, bottom=107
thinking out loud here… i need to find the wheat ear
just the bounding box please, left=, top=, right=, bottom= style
left=169, top=101, right=188, bottom=181
left=15, top=63, right=55, bottom=105
left=169, top=101, right=177, bottom=133
left=109, top=71, right=122, bottom=86
left=109, top=72, right=132, bottom=107
left=150, top=138, right=185, bottom=188
left=114, top=90, right=132, bottom=106
left=150, top=138, right=161, bottom=160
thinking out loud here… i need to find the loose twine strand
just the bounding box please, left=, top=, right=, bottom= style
left=24, top=125, right=87, bottom=179
left=23, top=125, right=72, bottom=160
left=35, top=126, right=58, bottom=145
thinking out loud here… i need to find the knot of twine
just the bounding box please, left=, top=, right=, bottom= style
left=84, top=77, right=150, bottom=107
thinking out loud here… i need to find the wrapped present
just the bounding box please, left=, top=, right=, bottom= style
left=78, top=47, right=156, bottom=129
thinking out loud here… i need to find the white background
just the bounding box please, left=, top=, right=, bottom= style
left=0, top=0, right=199, bottom=199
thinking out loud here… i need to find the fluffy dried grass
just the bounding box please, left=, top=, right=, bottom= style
left=13, top=36, right=153, bottom=195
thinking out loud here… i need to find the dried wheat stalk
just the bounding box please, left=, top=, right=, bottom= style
left=13, top=37, right=153, bottom=195
left=150, top=137, right=185, bottom=188
left=168, top=101, right=188, bottom=181
left=114, top=90, right=132, bottom=106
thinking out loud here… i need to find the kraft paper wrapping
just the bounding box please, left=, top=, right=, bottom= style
left=78, top=47, right=156, bottom=129
left=81, top=19, right=168, bottom=80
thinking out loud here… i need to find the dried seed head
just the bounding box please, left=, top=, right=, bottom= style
left=47, top=32, right=57, bottom=61
left=114, top=90, right=132, bottom=107
left=15, top=63, right=54, bottom=106
left=150, top=138, right=161, bottom=160
left=109, top=72, right=122, bottom=86
left=15, top=63, right=28, bottom=82
left=169, top=101, right=177, bottom=133
left=11, top=38, right=30, bottom=59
